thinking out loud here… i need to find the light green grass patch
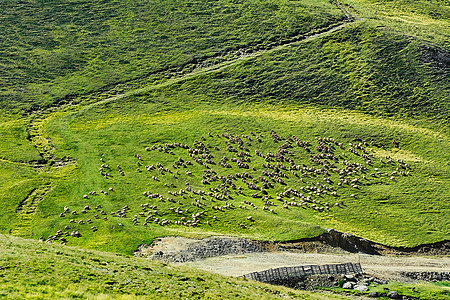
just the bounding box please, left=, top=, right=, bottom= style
left=31, top=100, right=449, bottom=251
left=0, top=115, right=41, bottom=162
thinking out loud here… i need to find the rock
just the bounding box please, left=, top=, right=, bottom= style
left=345, top=274, right=355, bottom=280
left=342, top=282, right=354, bottom=289
left=369, top=292, right=378, bottom=298
left=388, top=291, right=400, bottom=299
left=354, top=285, right=369, bottom=292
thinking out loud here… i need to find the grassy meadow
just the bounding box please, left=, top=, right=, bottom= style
left=29, top=99, right=446, bottom=253
left=0, top=0, right=448, bottom=280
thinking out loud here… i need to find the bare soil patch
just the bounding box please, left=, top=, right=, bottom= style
left=139, top=236, right=450, bottom=282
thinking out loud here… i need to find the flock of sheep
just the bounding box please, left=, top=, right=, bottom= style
left=41, top=130, right=411, bottom=245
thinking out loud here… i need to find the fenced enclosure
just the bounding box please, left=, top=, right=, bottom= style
left=242, top=262, right=363, bottom=283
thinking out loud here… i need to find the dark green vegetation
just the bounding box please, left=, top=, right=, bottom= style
left=0, top=234, right=346, bottom=299
left=0, top=0, right=344, bottom=112
left=0, top=0, right=448, bottom=259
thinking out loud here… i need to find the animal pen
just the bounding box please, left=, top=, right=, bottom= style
left=242, top=262, right=363, bottom=283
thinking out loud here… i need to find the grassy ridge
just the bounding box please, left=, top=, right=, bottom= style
left=0, top=0, right=344, bottom=112
left=0, top=234, right=346, bottom=299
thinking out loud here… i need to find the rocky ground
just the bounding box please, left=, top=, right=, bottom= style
left=400, top=272, right=450, bottom=282
left=135, top=236, right=265, bottom=263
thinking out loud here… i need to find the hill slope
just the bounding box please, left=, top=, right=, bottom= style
left=0, top=0, right=448, bottom=255
left=0, top=234, right=347, bottom=299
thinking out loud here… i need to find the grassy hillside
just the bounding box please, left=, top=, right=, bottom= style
left=145, top=21, right=449, bottom=127
left=0, top=234, right=348, bottom=299
left=345, top=0, right=450, bottom=49
left=0, top=0, right=448, bottom=256
left=0, top=0, right=345, bottom=112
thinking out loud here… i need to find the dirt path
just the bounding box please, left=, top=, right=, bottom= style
left=73, top=21, right=355, bottom=116
left=142, top=236, right=450, bottom=282
left=178, top=252, right=450, bottom=282
left=26, top=1, right=359, bottom=169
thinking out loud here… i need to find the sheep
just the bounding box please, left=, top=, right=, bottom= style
left=71, top=231, right=81, bottom=237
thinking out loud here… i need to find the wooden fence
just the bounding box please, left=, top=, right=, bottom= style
left=242, top=262, right=363, bottom=283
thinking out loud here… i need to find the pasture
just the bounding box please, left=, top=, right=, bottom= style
left=0, top=0, right=448, bottom=260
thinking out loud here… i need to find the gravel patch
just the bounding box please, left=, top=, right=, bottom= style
left=136, top=236, right=264, bottom=263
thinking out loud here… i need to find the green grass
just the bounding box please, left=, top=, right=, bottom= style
left=0, top=234, right=347, bottom=299
left=141, top=21, right=449, bottom=128
left=0, top=160, right=42, bottom=232
left=0, top=0, right=345, bottom=112
left=0, top=0, right=448, bottom=256
left=329, top=280, right=450, bottom=300
left=0, top=114, right=41, bottom=162
left=344, top=0, right=450, bottom=49
left=366, top=280, right=450, bottom=300
left=7, top=100, right=440, bottom=253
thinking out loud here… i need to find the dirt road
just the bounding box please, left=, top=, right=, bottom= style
left=178, top=251, right=450, bottom=282
left=143, top=236, right=450, bottom=282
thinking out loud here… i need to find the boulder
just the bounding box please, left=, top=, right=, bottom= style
left=345, top=274, right=355, bottom=280
left=354, top=285, right=369, bottom=292
left=342, top=282, right=354, bottom=289
left=374, top=278, right=387, bottom=284
left=388, top=291, right=400, bottom=299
